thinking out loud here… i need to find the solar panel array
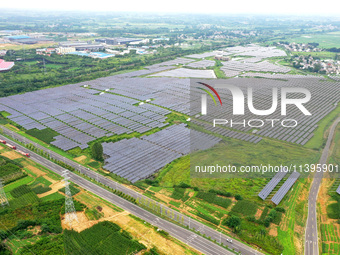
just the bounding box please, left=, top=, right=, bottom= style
left=191, top=119, right=262, bottom=143
left=220, top=60, right=290, bottom=73
left=149, top=68, right=216, bottom=78
left=146, top=57, right=194, bottom=68
left=185, top=60, right=215, bottom=68
left=337, top=184, right=340, bottom=195
left=241, top=72, right=323, bottom=79
left=192, top=78, right=339, bottom=146
left=85, top=77, right=191, bottom=114
left=224, top=45, right=287, bottom=58
left=0, top=45, right=338, bottom=152
left=329, top=76, right=340, bottom=82
left=102, top=124, right=221, bottom=182
left=185, top=51, right=220, bottom=59
left=271, top=171, right=300, bottom=205
left=242, top=57, right=263, bottom=63
left=220, top=70, right=241, bottom=77
left=258, top=167, right=289, bottom=200
left=0, top=82, right=173, bottom=151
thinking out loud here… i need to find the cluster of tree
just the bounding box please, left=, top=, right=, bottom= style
left=326, top=47, right=340, bottom=52
left=91, top=142, right=103, bottom=161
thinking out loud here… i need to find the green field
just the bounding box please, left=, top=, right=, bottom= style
left=63, top=221, right=146, bottom=254
left=290, top=51, right=338, bottom=59
left=26, top=128, right=59, bottom=144
left=40, top=192, right=64, bottom=202
left=328, top=124, right=340, bottom=166
left=230, top=200, right=258, bottom=216
left=305, top=104, right=340, bottom=149
left=286, top=32, right=340, bottom=48
left=157, top=138, right=319, bottom=199
left=4, top=176, right=35, bottom=193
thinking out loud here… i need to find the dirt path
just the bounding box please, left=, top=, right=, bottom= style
left=37, top=181, right=65, bottom=198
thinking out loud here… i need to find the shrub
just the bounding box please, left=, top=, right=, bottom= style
left=176, top=182, right=191, bottom=188
left=223, top=216, right=241, bottom=229
left=145, top=179, right=159, bottom=187
left=234, top=194, right=243, bottom=200
left=171, top=187, right=186, bottom=200
left=274, top=207, right=285, bottom=213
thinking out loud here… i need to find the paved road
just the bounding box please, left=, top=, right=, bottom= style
left=305, top=117, right=340, bottom=255
left=0, top=129, right=264, bottom=255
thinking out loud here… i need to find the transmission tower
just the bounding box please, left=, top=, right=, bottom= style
left=62, top=170, right=78, bottom=226
left=0, top=179, right=9, bottom=207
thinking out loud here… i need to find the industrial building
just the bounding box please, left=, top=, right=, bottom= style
left=56, top=47, right=76, bottom=54
left=0, top=59, right=14, bottom=72
left=59, top=41, right=104, bottom=51
left=59, top=41, right=88, bottom=47
left=95, top=37, right=142, bottom=45
left=74, top=44, right=104, bottom=51
left=6, top=35, right=53, bottom=44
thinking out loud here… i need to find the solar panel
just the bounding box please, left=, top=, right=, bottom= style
left=102, top=124, right=221, bottom=182
left=258, top=167, right=289, bottom=200
left=336, top=184, right=340, bottom=195
left=271, top=172, right=300, bottom=205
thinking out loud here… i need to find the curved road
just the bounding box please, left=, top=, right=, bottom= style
left=305, top=117, right=340, bottom=255
left=0, top=128, right=263, bottom=255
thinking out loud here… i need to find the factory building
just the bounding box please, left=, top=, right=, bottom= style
left=95, top=37, right=142, bottom=45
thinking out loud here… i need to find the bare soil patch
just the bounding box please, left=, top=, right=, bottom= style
left=255, top=209, right=262, bottom=220
left=25, top=165, right=46, bottom=177
left=74, top=155, right=87, bottom=163
left=1, top=151, right=22, bottom=160
left=269, top=224, right=278, bottom=236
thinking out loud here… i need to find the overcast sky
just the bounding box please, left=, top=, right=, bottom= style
left=1, top=0, right=340, bottom=15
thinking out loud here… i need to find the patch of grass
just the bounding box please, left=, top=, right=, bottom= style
left=231, top=200, right=258, bottom=217
left=285, top=32, right=340, bottom=48
left=149, top=186, right=162, bottom=192
left=169, top=201, right=181, bottom=208
left=87, top=161, right=100, bottom=168
left=40, top=192, right=64, bottom=202
left=158, top=138, right=318, bottom=201
left=260, top=207, right=269, bottom=221
left=328, top=124, right=340, bottom=166
left=26, top=128, right=59, bottom=144
left=64, top=221, right=146, bottom=254
left=68, top=147, right=84, bottom=157
left=291, top=51, right=338, bottom=59
left=305, top=104, right=340, bottom=149
left=4, top=176, right=34, bottom=193
left=326, top=200, right=340, bottom=219
left=59, top=184, right=80, bottom=196
left=35, top=176, right=52, bottom=187
left=31, top=185, right=52, bottom=194
left=196, top=212, right=220, bottom=225
left=46, top=172, right=63, bottom=181
left=196, top=191, right=232, bottom=209
left=85, top=208, right=104, bottom=220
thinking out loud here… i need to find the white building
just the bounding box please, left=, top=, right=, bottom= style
left=56, top=47, right=76, bottom=54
